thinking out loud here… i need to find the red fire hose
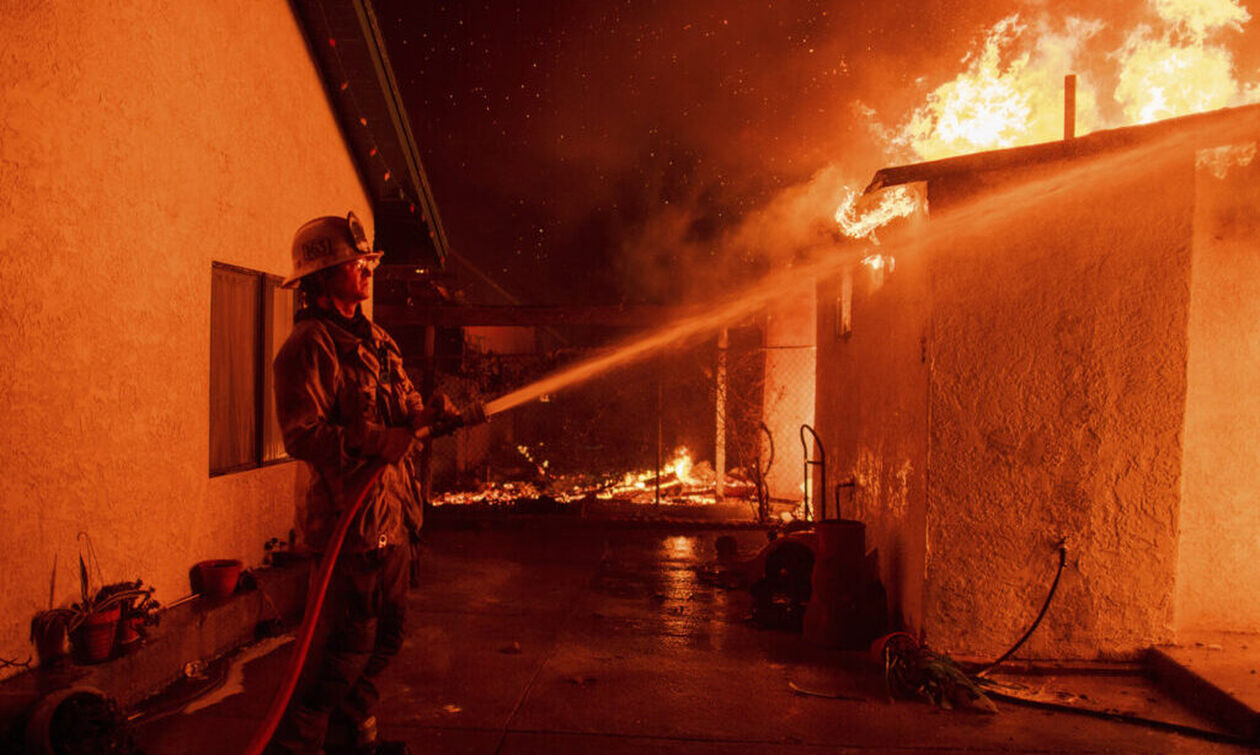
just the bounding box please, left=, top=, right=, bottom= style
left=245, top=405, right=485, bottom=755
left=243, top=459, right=386, bottom=755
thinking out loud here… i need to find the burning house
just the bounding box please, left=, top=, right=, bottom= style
left=816, top=102, right=1260, bottom=659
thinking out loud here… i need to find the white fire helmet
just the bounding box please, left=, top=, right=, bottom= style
left=282, top=211, right=383, bottom=288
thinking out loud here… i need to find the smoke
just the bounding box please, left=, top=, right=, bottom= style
left=616, top=0, right=1260, bottom=300
left=611, top=162, right=866, bottom=303
left=390, top=0, right=1260, bottom=305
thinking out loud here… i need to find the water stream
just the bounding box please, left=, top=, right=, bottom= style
left=483, top=109, right=1258, bottom=420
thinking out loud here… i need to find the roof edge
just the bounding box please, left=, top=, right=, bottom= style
left=353, top=0, right=451, bottom=265
left=864, top=102, right=1260, bottom=194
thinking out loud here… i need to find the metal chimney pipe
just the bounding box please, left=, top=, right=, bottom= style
left=1064, top=74, right=1077, bottom=140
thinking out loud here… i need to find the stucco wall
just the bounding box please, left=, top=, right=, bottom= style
left=925, top=159, right=1194, bottom=658
left=814, top=244, right=929, bottom=635
left=1177, top=153, right=1260, bottom=634
left=0, top=0, right=369, bottom=675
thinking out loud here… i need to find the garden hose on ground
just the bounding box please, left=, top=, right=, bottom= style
left=969, top=543, right=1248, bottom=746
left=978, top=681, right=1251, bottom=746
left=974, top=541, right=1068, bottom=678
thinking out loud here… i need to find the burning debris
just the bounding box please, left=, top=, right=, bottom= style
left=431, top=445, right=761, bottom=509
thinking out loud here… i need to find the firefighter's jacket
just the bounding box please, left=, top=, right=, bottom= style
left=273, top=306, right=425, bottom=554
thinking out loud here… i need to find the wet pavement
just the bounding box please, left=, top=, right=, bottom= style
left=135, top=524, right=1246, bottom=753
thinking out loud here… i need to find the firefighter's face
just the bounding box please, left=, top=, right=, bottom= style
left=327, top=257, right=373, bottom=303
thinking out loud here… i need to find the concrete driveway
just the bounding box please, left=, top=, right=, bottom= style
left=136, top=523, right=1241, bottom=753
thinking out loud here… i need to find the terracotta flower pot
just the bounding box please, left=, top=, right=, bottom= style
left=31, top=616, right=69, bottom=667
left=70, top=606, right=120, bottom=664
left=869, top=631, right=918, bottom=664
left=195, top=559, right=243, bottom=599
left=116, top=616, right=142, bottom=646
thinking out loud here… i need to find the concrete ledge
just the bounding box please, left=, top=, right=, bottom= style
left=1147, top=643, right=1260, bottom=742
left=0, top=561, right=309, bottom=746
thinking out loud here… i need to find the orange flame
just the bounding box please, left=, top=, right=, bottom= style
left=835, top=185, right=921, bottom=241
left=616, top=446, right=696, bottom=492
left=860, top=254, right=895, bottom=273
left=836, top=2, right=1260, bottom=240
left=1117, top=0, right=1256, bottom=123
left=898, top=15, right=1103, bottom=162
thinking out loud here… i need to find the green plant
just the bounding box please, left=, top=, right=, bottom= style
left=29, top=610, right=69, bottom=648
left=101, top=579, right=161, bottom=639
left=36, top=557, right=154, bottom=634
left=30, top=537, right=161, bottom=664
left=880, top=636, right=998, bottom=713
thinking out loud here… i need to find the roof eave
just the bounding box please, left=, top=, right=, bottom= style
left=863, top=102, right=1260, bottom=194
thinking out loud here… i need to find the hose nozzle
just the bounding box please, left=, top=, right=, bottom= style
left=461, top=402, right=488, bottom=427
left=425, top=402, right=489, bottom=439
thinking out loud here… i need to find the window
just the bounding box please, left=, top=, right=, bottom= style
left=209, top=262, right=296, bottom=475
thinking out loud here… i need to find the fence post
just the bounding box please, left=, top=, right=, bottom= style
left=714, top=329, right=727, bottom=503
left=420, top=325, right=437, bottom=506
left=655, top=379, right=663, bottom=508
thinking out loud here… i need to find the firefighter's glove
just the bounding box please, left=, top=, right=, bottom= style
left=410, top=392, right=462, bottom=437
left=377, top=427, right=417, bottom=464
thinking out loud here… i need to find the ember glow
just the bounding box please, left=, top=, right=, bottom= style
left=860, top=254, right=895, bottom=274
left=610, top=446, right=697, bottom=496
left=432, top=445, right=759, bottom=508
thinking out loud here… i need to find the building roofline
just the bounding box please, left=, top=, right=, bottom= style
left=289, top=0, right=450, bottom=266
left=352, top=0, right=450, bottom=264
left=864, top=102, right=1260, bottom=195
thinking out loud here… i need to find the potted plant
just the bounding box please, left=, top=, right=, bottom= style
left=98, top=580, right=159, bottom=647
left=30, top=553, right=69, bottom=667
left=873, top=631, right=998, bottom=713
left=29, top=611, right=70, bottom=667
left=193, top=559, right=243, bottom=598
left=35, top=559, right=154, bottom=665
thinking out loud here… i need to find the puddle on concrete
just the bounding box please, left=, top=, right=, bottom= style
left=182, top=636, right=293, bottom=714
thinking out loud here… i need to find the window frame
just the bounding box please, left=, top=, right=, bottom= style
left=209, top=261, right=296, bottom=477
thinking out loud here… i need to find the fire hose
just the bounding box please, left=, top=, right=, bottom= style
left=244, top=403, right=487, bottom=755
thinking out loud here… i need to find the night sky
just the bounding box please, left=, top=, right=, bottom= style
left=375, top=0, right=1258, bottom=305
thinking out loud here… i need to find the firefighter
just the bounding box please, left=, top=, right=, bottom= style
left=269, top=212, right=450, bottom=754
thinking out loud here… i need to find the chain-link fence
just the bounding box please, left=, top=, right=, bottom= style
left=413, top=324, right=815, bottom=521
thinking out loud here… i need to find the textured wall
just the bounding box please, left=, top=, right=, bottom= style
left=0, top=0, right=369, bottom=676
left=814, top=240, right=930, bottom=635
left=925, top=159, right=1194, bottom=658
left=1177, top=154, right=1260, bottom=634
